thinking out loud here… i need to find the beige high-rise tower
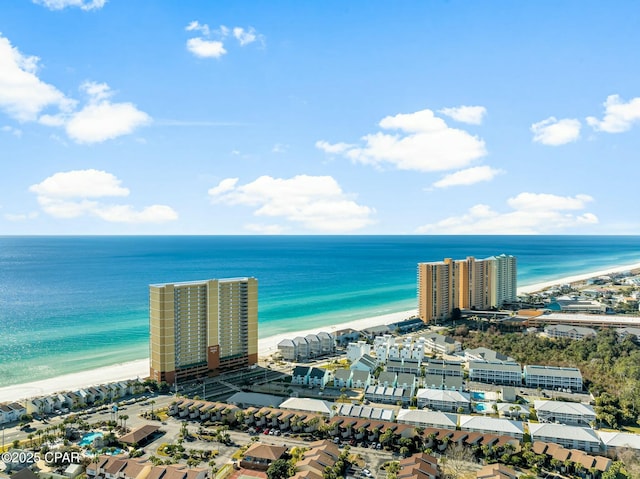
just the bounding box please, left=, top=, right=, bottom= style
left=418, top=255, right=516, bottom=323
left=149, top=277, right=258, bottom=383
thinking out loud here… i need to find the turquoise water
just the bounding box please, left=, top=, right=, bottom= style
left=471, top=392, right=486, bottom=401
left=78, top=432, right=103, bottom=446
left=1, top=235, right=639, bottom=387
left=476, top=403, right=486, bottom=411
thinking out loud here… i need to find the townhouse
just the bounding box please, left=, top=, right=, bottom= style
left=528, top=422, right=601, bottom=453
left=423, top=333, right=461, bottom=355
left=523, top=365, right=583, bottom=391
left=459, top=415, right=524, bottom=440
left=534, top=400, right=596, bottom=426
left=468, top=361, right=522, bottom=386
left=396, top=409, right=457, bottom=430
left=416, top=388, right=470, bottom=413
left=0, top=402, right=26, bottom=424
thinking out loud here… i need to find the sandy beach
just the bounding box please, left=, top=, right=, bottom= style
left=0, top=308, right=418, bottom=404
left=517, top=261, right=640, bottom=295
left=2, top=260, right=639, bottom=404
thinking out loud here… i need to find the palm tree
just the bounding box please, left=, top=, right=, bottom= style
left=150, top=400, right=156, bottom=418
left=121, top=414, right=129, bottom=430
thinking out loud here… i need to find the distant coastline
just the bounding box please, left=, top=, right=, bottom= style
left=2, top=259, right=639, bottom=404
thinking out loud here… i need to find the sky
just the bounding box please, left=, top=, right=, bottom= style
left=1, top=0, right=640, bottom=235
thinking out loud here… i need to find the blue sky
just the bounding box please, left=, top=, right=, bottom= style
left=1, top=0, right=639, bottom=235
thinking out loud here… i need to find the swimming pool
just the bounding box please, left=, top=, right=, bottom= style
left=476, top=403, right=486, bottom=411
left=471, top=391, right=486, bottom=400
left=78, top=432, right=103, bottom=447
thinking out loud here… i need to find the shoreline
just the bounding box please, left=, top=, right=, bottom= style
left=517, top=261, right=640, bottom=295
left=1, top=260, right=639, bottom=404
left=0, top=308, right=418, bottom=404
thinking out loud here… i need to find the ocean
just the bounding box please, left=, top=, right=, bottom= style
left=1, top=235, right=639, bottom=388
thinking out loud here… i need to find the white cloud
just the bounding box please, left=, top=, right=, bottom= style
left=33, top=0, right=106, bottom=10
left=315, top=140, right=354, bottom=154
left=186, top=38, right=227, bottom=58
left=29, top=169, right=129, bottom=198
left=244, top=223, right=286, bottom=234
left=92, top=204, right=178, bottom=223
left=233, top=27, right=258, bottom=46
left=317, top=108, right=487, bottom=172
left=185, top=21, right=210, bottom=36
left=416, top=192, right=597, bottom=234
left=30, top=169, right=177, bottom=223
left=531, top=117, right=581, bottom=145
left=2, top=125, right=22, bottom=137
left=4, top=212, right=38, bottom=221
left=0, top=35, right=149, bottom=143
left=64, top=81, right=150, bottom=143
left=432, top=166, right=504, bottom=188
left=0, top=34, right=74, bottom=122
left=208, top=178, right=238, bottom=196
left=586, top=94, right=640, bottom=133
left=185, top=22, right=263, bottom=59
left=208, top=175, right=375, bottom=232
left=439, top=105, right=487, bottom=125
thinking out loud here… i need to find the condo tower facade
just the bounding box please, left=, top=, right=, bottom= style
left=418, top=254, right=516, bottom=323
left=149, top=277, right=258, bottom=383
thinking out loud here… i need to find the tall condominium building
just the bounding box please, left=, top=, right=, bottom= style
left=149, top=277, right=258, bottom=383
left=418, top=255, right=516, bottom=323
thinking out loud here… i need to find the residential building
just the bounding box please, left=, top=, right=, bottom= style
left=468, top=361, right=522, bottom=386
left=332, top=328, right=360, bottom=346
left=387, top=358, right=421, bottom=375
left=292, top=366, right=311, bottom=385
left=293, top=336, right=310, bottom=361
left=398, top=452, right=441, bottom=479
left=528, top=422, right=601, bottom=453
left=337, top=404, right=395, bottom=421
left=240, top=443, right=286, bottom=471
left=279, top=398, right=334, bottom=417
left=333, top=368, right=352, bottom=388
left=459, top=415, right=524, bottom=439
left=149, top=277, right=258, bottom=382
left=378, top=371, right=397, bottom=387
left=544, top=324, right=597, bottom=340
left=396, top=409, right=457, bottom=430
left=464, top=347, right=515, bottom=363
left=423, top=374, right=463, bottom=391
left=316, top=332, right=335, bottom=353
left=364, top=386, right=412, bottom=405
left=346, top=341, right=371, bottom=362
left=87, top=456, right=208, bottom=479
left=477, top=464, right=517, bottom=479
left=424, top=359, right=463, bottom=377
left=423, top=333, right=462, bottom=355
left=308, top=367, right=330, bottom=388
left=598, top=431, right=640, bottom=452
left=534, top=400, right=596, bottom=426
left=350, top=354, right=377, bottom=373
left=305, top=334, right=322, bottom=357
left=0, top=403, right=26, bottom=424
left=277, top=339, right=297, bottom=361
left=523, top=365, right=583, bottom=391
left=416, top=388, right=470, bottom=412
left=417, top=255, right=517, bottom=323
left=351, top=370, right=371, bottom=389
